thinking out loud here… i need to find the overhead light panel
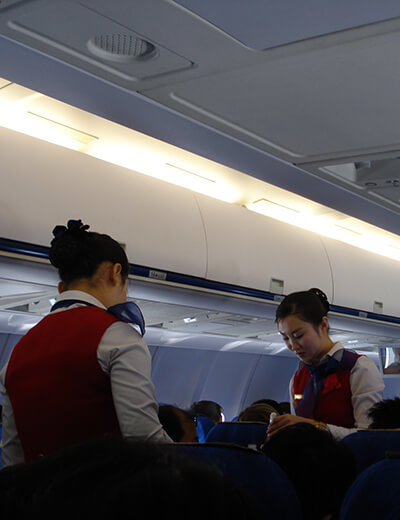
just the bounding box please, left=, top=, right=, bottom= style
left=25, top=112, right=98, bottom=145
left=247, top=198, right=300, bottom=222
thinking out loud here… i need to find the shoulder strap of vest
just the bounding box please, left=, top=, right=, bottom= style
left=340, top=349, right=360, bottom=371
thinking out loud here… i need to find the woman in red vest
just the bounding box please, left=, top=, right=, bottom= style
left=0, top=219, right=171, bottom=467
left=267, top=288, right=384, bottom=440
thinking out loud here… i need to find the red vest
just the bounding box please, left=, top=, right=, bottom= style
left=293, top=354, right=361, bottom=428
left=5, top=306, right=122, bottom=463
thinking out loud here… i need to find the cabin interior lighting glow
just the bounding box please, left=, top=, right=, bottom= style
left=248, top=198, right=400, bottom=262
left=26, top=112, right=98, bottom=145
left=2, top=76, right=400, bottom=262
left=165, top=163, right=216, bottom=184
left=247, top=198, right=300, bottom=222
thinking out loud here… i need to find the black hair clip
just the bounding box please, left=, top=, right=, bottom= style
left=52, top=219, right=90, bottom=239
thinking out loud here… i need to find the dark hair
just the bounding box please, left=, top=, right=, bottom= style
left=251, top=399, right=283, bottom=414
left=275, top=288, right=330, bottom=327
left=189, top=400, right=223, bottom=423
left=0, top=438, right=261, bottom=519
left=368, top=398, right=400, bottom=429
left=158, top=405, right=184, bottom=442
left=158, top=405, right=198, bottom=442
left=49, top=219, right=129, bottom=286
left=238, top=403, right=278, bottom=423
left=261, top=423, right=356, bottom=520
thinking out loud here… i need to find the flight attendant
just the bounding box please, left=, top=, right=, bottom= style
left=268, top=288, right=384, bottom=440
left=0, top=219, right=171, bottom=467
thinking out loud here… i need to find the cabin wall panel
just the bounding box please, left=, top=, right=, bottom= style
left=194, top=351, right=261, bottom=421
left=150, top=346, right=216, bottom=407
left=241, top=355, right=299, bottom=410
left=0, top=333, right=22, bottom=403
left=383, top=377, right=400, bottom=399
left=0, top=333, right=21, bottom=370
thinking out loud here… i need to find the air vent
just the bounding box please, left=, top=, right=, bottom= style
left=87, top=34, right=156, bottom=63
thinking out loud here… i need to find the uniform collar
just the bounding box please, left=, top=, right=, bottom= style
left=54, top=290, right=106, bottom=311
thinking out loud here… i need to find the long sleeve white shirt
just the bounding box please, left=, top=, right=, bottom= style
left=289, top=342, right=385, bottom=440
left=0, top=290, right=172, bottom=467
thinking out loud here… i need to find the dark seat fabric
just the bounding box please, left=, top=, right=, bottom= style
left=205, top=421, right=268, bottom=450
left=168, top=443, right=302, bottom=520
left=342, top=430, right=400, bottom=474
left=340, top=454, right=400, bottom=520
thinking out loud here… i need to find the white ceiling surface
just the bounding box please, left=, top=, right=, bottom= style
left=2, top=1, right=400, bottom=234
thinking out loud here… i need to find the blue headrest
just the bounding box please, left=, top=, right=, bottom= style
left=342, top=430, right=400, bottom=474
left=341, top=454, right=400, bottom=520
left=196, top=416, right=215, bottom=443
left=168, top=443, right=302, bottom=519
left=205, top=421, right=268, bottom=450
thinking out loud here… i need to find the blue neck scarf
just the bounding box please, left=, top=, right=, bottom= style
left=51, top=299, right=146, bottom=336
left=295, top=349, right=358, bottom=418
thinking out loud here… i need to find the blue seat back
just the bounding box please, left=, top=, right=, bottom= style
left=168, top=443, right=301, bottom=519
left=342, top=430, right=400, bottom=474
left=205, top=421, right=268, bottom=450
left=196, top=416, right=215, bottom=443
left=340, top=454, right=400, bottom=520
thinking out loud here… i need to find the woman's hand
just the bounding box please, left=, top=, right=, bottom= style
left=267, top=414, right=316, bottom=438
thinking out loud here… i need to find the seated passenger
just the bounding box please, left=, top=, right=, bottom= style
left=251, top=399, right=283, bottom=414
left=0, top=219, right=171, bottom=467
left=0, top=438, right=262, bottom=519
left=367, top=397, right=400, bottom=429
left=262, top=423, right=356, bottom=520
left=189, top=400, right=224, bottom=423
left=158, top=405, right=198, bottom=442
left=238, top=403, right=279, bottom=423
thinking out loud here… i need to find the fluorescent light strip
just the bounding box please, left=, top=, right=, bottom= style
left=26, top=112, right=98, bottom=145
left=165, top=163, right=216, bottom=183
left=334, top=225, right=362, bottom=236
left=252, top=198, right=300, bottom=213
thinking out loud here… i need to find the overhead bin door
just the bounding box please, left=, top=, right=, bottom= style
left=196, top=194, right=333, bottom=299
left=322, top=236, right=400, bottom=315
left=0, top=127, right=207, bottom=278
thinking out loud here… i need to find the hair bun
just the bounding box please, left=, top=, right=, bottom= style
left=52, top=219, right=90, bottom=240
left=49, top=219, right=90, bottom=270
left=309, top=288, right=330, bottom=314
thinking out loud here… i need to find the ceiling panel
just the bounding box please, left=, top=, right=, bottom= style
left=143, top=19, right=400, bottom=163
left=173, top=0, right=400, bottom=50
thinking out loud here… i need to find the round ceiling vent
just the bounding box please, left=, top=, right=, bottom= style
left=87, top=34, right=156, bottom=63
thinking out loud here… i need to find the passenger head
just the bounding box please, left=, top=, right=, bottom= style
left=0, top=438, right=261, bottom=519
left=49, top=219, right=129, bottom=307
left=368, top=397, right=400, bottom=429
left=158, top=405, right=198, bottom=442
left=238, top=403, right=279, bottom=423
left=251, top=399, right=283, bottom=414
left=189, top=400, right=224, bottom=423
left=262, top=423, right=356, bottom=520
left=275, top=288, right=333, bottom=366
